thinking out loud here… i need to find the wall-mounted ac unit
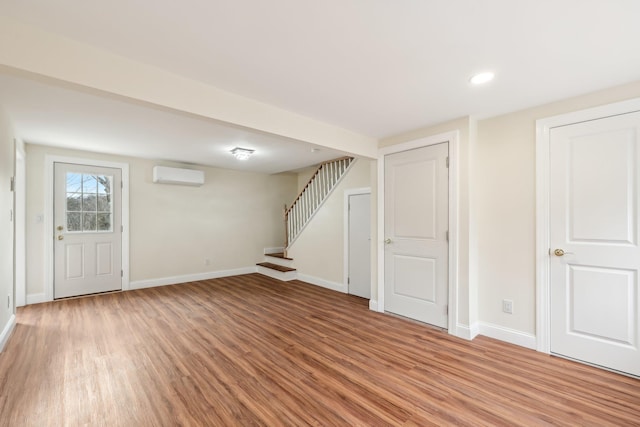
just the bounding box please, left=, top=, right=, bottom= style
left=152, top=166, right=205, bottom=186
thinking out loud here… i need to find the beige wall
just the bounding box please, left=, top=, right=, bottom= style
left=288, top=159, right=372, bottom=286
left=25, top=144, right=298, bottom=297
left=378, top=80, right=640, bottom=339
left=476, top=80, right=640, bottom=335
left=296, top=166, right=317, bottom=193
left=0, top=106, right=15, bottom=341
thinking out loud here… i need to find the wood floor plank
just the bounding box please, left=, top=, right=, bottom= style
left=0, top=273, right=638, bottom=426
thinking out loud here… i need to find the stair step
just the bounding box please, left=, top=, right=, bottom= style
left=256, top=262, right=296, bottom=272
left=265, top=252, right=293, bottom=261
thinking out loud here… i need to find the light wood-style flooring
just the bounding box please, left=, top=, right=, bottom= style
left=0, top=274, right=638, bottom=426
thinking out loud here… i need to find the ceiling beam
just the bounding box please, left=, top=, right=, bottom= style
left=0, top=16, right=377, bottom=159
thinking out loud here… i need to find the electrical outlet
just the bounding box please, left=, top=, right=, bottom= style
left=502, top=299, right=513, bottom=314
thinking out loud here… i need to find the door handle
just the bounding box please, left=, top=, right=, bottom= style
left=57, top=235, right=64, bottom=240
left=57, top=225, right=64, bottom=231
left=553, top=248, right=573, bottom=256
left=385, top=238, right=392, bottom=244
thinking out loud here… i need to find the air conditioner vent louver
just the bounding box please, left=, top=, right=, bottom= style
left=152, top=166, right=204, bottom=186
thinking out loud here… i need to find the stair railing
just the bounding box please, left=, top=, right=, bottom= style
left=284, top=156, right=355, bottom=252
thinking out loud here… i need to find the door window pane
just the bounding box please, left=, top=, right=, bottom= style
left=67, top=212, right=81, bottom=231
left=65, top=172, right=113, bottom=233
left=97, top=195, right=111, bottom=212
left=83, top=175, right=97, bottom=193
left=82, top=193, right=97, bottom=211
left=97, top=176, right=111, bottom=194
left=67, top=194, right=81, bottom=211
left=83, top=213, right=97, bottom=231
left=97, top=213, right=111, bottom=231
left=66, top=173, right=82, bottom=193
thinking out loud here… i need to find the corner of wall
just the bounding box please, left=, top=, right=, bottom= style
left=0, top=314, right=16, bottom=352
left=0, top=104, right=16, bottom=348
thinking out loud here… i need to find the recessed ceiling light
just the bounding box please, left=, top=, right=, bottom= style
left=469, top=72, right=495, bottom=85
left=230, top=147, right=254, bottom=160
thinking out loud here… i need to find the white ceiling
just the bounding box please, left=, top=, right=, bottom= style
left=1, top=0, right=640, bottom=171
left=0, top=72, right=346, bottom=174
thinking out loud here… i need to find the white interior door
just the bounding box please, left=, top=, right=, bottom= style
left=549, top=111, right=640, bottom=377
left=348, top=193, right=371, bottom=299
left=54, top=163, right=122, bottom=299
left=384, top=143, right=448, bottom=327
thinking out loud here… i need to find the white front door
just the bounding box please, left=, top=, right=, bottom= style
left=54, top=163, right=123, bottom=299
left=384, top=143, right=448, bottom=328
left=348, top=193, right=371, bottom=299
left=549, top=111, right=640, bottom=377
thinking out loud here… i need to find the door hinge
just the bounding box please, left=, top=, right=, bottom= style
left=121, top=270, right=123, bottom=277
left=347, top=277, right=350, bottom=284
left=121, top=181, right=123, bottom=189
left=446, top=157, right=449, bottom=168
left=10, top=177, right=15, bottom=192
left=446, top=230, right=449, bottom=242
left=121, top=225, right=124, bottom=233
left=445, top=305, right=448, bottom=315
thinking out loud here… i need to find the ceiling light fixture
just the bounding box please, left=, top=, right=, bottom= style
left=230, top=147, right=254, bottom=160
left=469, top=71, right=495, bottom=85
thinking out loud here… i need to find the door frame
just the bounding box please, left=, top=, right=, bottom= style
left=343, top=187, right=371, bottom=296
left=15, top=144, right=26, bottom=307
left=535, top=97, right=640, bottom=353
left=44, top=155, right=130, bottom=302
left=377, top=131, right=459, bottom=336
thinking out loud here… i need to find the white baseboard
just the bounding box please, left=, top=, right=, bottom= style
left=26, top=293, right=47, bottom=305
left=454, top=322, right=479, bottom=340
left=129, top=267, right=257, bottom=290
left=369, top=299, right=378, bottom=311
left=0, top=314, right=16, bottom=352
left=479, top=321, right=537, bottom=350
left=297, top=274, right=347, bottom=293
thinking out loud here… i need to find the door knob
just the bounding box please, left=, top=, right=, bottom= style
left=57, top=225, right=64, bottom=231
left=57, top=235, right=64, bottom=240
left=553, top=248, right=573, bottom=256
left=385, top=238, right=392, bottom=244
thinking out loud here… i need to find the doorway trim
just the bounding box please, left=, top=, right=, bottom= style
left=377, top=131, right=459, bottom=336
left=15, top=144, right=26, bottom=307
left=535, top=97, right=640, bottom=353
left=343, top=187, right=371, bottom=295
left=44, top=155, right=130, bottom=302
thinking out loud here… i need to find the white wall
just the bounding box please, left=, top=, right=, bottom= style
left=0, top=105, right=15, bottom=350
left=25, top=144, right=298, bottom=298
left=288, top=159, right=372, bottom=289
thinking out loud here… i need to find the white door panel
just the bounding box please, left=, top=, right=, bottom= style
left=393, top=160, right=437, bottom=239
left=348, top=193, right=371, bottom=299
left=393, top=255, right=436, bottom=301
left=54, top=162, right=122, bottom=298
left=550, top=111, right=640, bottom=377
left=384, top=143, right=448, bottom=328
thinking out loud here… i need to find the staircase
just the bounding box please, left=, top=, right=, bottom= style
left=256, top=252, right=297, bottom=281
left=256, top=156, right=355, bottom=281
left=285, top=156, right=355, bottom=249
